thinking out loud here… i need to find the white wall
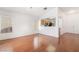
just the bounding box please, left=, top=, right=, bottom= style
left=59, top=8, right=79, bottom=34
left=62, top=13, right=79, bottom=34
left=39, top=8, right=59, bottom=37
left=0, top=10, right=38, bottom=40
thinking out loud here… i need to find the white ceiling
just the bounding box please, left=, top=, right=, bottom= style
left=60, top=7, right=79, bottom=14
left=0, top=7, right=54, bottom=16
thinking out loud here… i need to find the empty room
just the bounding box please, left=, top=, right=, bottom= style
left=0, top=7, right=79, bottom=52
left=0, top=7, right=59, bottom=52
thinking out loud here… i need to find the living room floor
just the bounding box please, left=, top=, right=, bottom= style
left=0, top=33, right=79, bottom=52
left=0, top=34, right=58, bottom=52
left=57, top=33, right=79, bottom=52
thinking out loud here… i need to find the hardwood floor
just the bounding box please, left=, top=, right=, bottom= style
left=34, top=34, right=58, bottom=52
left=0, top=34, right=58, bottom=52
left=0, top=33, right=79, bottom=52
left=57, top=33, right=79, bottom=52
left=0, top=34, right=34, bottom=52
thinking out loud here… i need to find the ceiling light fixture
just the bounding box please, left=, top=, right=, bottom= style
left=44, top=7, right=47, bottom=10
left=30, top=7, right=32, bottom=9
